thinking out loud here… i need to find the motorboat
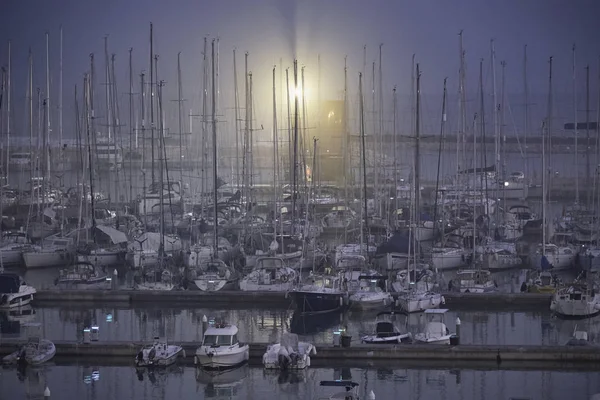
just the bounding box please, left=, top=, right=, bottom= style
left=315, top=381, right=371, bottom=400
left=191, top=259, right=239, bottom=292
left=348, top=275, right=392, bottom=310
left=448, top=269, right=497, bottom=293
left=239, top=256, right=297, bottom=292
left=54, top=261, right=109, bottom=289
left=262, top=332, right=316, bottom=370
left=135, top=336, right=185, bottom=367
left=195, top=321, right=249, bottom=369
left=0, top=273, right=36, bottom=309
left=2, top=323, right=56, bottom=366
left=550, top=282, right=600, bottom=319
left=413, top=309, right=454, bottom=344
left=289, top=271, right=347, bottom=314
left=360, top=311, right=412, bottom=344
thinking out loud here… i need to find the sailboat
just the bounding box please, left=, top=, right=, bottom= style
left=531, top=56, right=577, bottom=271
left=396, top=65, right=445, bottom=313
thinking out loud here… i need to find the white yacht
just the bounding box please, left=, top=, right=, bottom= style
left=0, top=273, right=36, bottom=309
left=262, top=332, right=316, bottom=370
left=550, top=283, right=600, bottom=319
left=413, top=309, right=454, bottom=344
left=239, top=256, right=297, bottom=292
left=195, top=322, right=249, bottom=369
left=431, top=244, right=467, bottom=270
left=3, top=323, right=56, bottom=366
left=361, top=311, right=412, bottom=344
left=135, top=336, right=185, bottom=367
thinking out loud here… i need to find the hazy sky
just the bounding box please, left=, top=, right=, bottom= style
left=1, top=0, right=599, bottom=138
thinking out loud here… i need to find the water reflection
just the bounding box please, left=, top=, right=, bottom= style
left=5, top=304, right=600, bottom=347
left=196, top=364, right=248, bottom=399
left=3, top=365, right=599, bottom=400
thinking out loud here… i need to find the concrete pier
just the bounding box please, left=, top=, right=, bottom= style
left=33, top=290, right=552, bottom=310
left=1, top=340, right=599, bottom=366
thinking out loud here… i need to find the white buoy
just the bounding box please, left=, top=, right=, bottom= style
left=367, top=390, right=375, bottom=400
left=44, top=387, right=51, bottom=397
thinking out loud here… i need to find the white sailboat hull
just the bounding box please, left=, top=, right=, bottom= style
left=396, top=293, right=445, bottom=313
left=23, top=249, right=71, bottom=269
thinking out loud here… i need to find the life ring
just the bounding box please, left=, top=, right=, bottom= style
left=280, top=274, right=289, bottom=283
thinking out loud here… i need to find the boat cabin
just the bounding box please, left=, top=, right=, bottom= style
left=202, top=323, right=240, bottom=347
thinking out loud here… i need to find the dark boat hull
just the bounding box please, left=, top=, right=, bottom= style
left=290, top=291, right=345, bottom=314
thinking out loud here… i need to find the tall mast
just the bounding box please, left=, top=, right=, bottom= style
left=501, top=60, right=507, bottom=205
left=211, top=39, right=218, bottom=253
left=59, top=27, right=63, bottom=150
left=128, top=48, right=133, bottom=202
left=392, top=85, right=398, bottom=214
left=177, top=52, right=184, bottom=183
left=149, top=23, right=155, bottom=185
left=359, top=72, right=368, bottom=244
left=157, top=77, right=165, bottom=260
left=140, top=72, right=147, bottom=222
left=45, top=32, right=51, bottom=185
left=523, top=45, right=530, bottom=183
left=573, top=44, right=579, bottom=204
left=378, top=43, right=384, bottom=216
left=6, top=40, right=11, bottom=181
left=233, top=49, right=240, bottom=189
left=28, top=50, right=33, bottom=196
left=491, top=40, right=499, bottom=180
left=272, top=66, right=278, bottom=232
left=415, top=64, right=422, bottom=243
left=371, top=61, right=377, bottom=215
left=585, top=64, right=591, bottom=206
left=343, top=57, right=349, bottom=237
left=292, top=59, right=299, bottom=226
left=104, top=36, right=111, bottom=141
left=200, top=38, right=208, bottom=212
left=242, top=52, right=249, bottom=206
left=457, top=31, right=466, bottom=201
left=544, top=57, right=554, bottom=251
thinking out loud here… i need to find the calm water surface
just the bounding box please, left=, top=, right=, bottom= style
left=1, top=364, right=599, bottom=400
left=2, top=303, right=599, bottom=347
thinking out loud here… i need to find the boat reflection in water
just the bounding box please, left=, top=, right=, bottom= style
left=289, top=310, right=343, bottom=335
left=195, top=363, right=248, bottom=398
left=135, top=364, right=183, bottom=385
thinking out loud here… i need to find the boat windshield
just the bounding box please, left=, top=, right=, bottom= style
left=203, top=334, right=232, bottom=346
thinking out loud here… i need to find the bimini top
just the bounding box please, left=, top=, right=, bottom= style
left=320, top=380, right=359, bottom=388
